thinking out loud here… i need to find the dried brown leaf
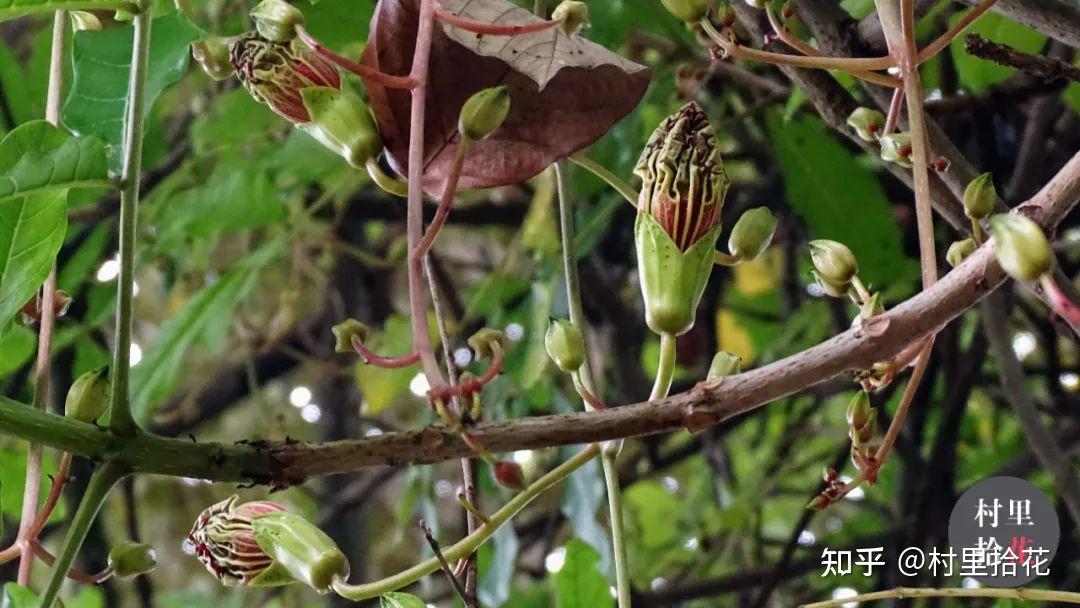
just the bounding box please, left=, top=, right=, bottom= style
left=360, top=0, right=650, bottom=194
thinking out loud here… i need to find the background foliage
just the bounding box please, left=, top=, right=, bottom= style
left=1, top=0, right=1079, bottom=606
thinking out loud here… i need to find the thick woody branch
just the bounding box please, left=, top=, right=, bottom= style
left=964, top=34, right=1080, bottom=82
left=4, top=152, right=1076, bottom=485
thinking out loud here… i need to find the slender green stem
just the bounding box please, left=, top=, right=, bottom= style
left=651, top=332, right=677, bottom=401
left=850, top=275, right=872, bottom=304
left=970, top=217, right=983, bottom=245
left=365, top=158, right=409, bottom=197
left=714, top=251, right=741, bottom=266
left=109, top=10, right=152, bottom=437
left=37, top=462, right=127, bottom=608
left=801, top=586, right=1080, bottom=608
left=568, top=152, right=639, bottom=206
left=555, top=161, right=631, bottom=608
left=332, top=443, right=601, bottom=600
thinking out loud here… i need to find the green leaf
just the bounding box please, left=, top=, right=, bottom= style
left=379, top=592, right=426, bottom=608
left=130, top=243, right=280, bottom=421
left=0, top=447, right=65, bottom=523
left=0, top=0, right=135, bottom=22
left=950, top=11, right=1045, bottom=92
left=302, top=0, right=375, bottom=48
left=63, top=14, right=200, bottom=172
left=0, top=190, right=67, bottom=336
left=553, top=539, right=613, bottom=608
left=0, top=324, right=34, bottom=376
left=559, top=444, right=612, bottom=577
left=764, top=110, right=911, bottom=286
left=0, top=120, right=108, bottom=204
left=625, top=480, right=681, bottom=549
left=1, top=584, right=37, bottom=608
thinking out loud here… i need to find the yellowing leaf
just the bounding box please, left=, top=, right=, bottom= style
left=732, top=249, right=781, bottom=296
left=716, top=308, right=756, bottom=365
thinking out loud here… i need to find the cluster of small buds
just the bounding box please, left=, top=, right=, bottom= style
left=846, top=391, right=879, bottom=479
left=808, top=468, right=848, bottom=510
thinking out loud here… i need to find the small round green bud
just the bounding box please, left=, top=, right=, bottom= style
left=65, top=366, right=110, bottom=423
left=545, top=319, right=586, bottom=372
left=846, top=107, right=885, bottom=142
left=845, top=391, right=871, bottom=429
left=332, top=319, right=373, bottom=353
left=250, top=0, right=305, bottom=42
left=468, top=328, right=510, bottom=360
left=728, top=207, right=777, bottom=261
left=193, top=38, right=233, bottom=81
left=946, top=237, right=977, bottom=268
left=551, top=1, right=588, bottom=36
left=108, top=541, right=157, bottom=579
left=661, top=0, right=711, bottom=23
left=879, top=132, right=913, bottom=168
left=70, top=10, right=102, bottom=31
left=963, top=172, right=996, bottom=220
left=811, top=271, right=849, bottom=298
left=707, top=351, right=741, bottom=380
left=808, top=239, right=858, bottom=286
left=989, top=214, right=1053, bottom=281
left=458, top=86, right=511, bottom=141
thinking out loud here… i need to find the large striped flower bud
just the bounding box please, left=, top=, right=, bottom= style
left=633, top=102, right=729, bottom=337
left=230, top=32, right=382, bottom=167
left=189, top=496, right=290, bottom=587
left=229, top=32, right=340, bottom=124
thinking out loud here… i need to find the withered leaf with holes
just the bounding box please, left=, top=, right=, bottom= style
left=360, top=0, right=650, bottom=194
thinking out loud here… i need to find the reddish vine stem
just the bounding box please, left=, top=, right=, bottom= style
left=296, top=25, right=417, bottom=89
left=413, top=140, right=470, bottom=261
left=916, top=0, right=998, bottom=64
left=883, top=86, right=904, bottom=135
left=351, top=336, right=421, bottom=369
left=1039, top=274, right=1080, bottom=334
left=405, top=0, right=449, bottom=388
left=30, top=542, right=111, bottom=585
left=433, top=4, right=560, bottom=36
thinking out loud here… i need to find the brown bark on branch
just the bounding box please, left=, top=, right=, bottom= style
left=964, top=34, right=1080, bottom=82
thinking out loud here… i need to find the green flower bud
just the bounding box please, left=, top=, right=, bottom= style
left=963, top=172, right=996, bottom=220
left=108, top=541, right=157, bottom=579
left=855, top=292, right=884, bottom=322
left=879, top=132, right=913, bottom=168
left=989, top=214, right=1053, bottom=281
left=634, top=102, right=728, bottom=337
left=845, top=391, right=871, bottom=430
left=458, top=86, right=511, bottom=141
left=65, top=366, right=110, bottom=423
left=468, top=328, right=510, bottom=360
left=545, top=319, right=586, bottom=372
left=946, top=237, right=977, bottom=268
left=70, top=10, right=102, bottom=31
left=300, top=86, right=383, bottom=168
left=661, top=0, right=711, bottom=23
left=193, top=38, right=233, bottom=81
left=846, top=107, right=885, bottom=142
left=331, top=319, right=372, bottom=353
left=252, top=511, right=350, bottom=594
left=812, top=271, right=849, bottom=298
left=552, top=0, right=589, bottom=36
left=728, top=207, right=777, bottom=261
left=250, top=0, right=305, bottom=42
left=707, top=351, right=741, bottom=380
left=850, top=408, right=876, bottom=446
left=809, top=239, right=857, bottom=286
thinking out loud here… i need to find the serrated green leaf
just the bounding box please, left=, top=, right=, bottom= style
left=379, top=592, right=426, bottom=608
left=0, top=0, right=135, bottom=22
left=0, top=190, right=67, bottom=336
left=0, top=120, right=109, bottom=205
left=63, top=14, right=200, bottom=172
left=553, top=539, right=613, bottom=608
left=764, top=110, right=912, bottom=286
left=130, top=243, right=280, bottom=421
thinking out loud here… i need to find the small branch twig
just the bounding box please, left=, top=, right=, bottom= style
left=419, top=519, right=472, bottom=607
left=965, top=33, right=1080, bottom=82
left=801, top=586, right=1080, bottom=607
